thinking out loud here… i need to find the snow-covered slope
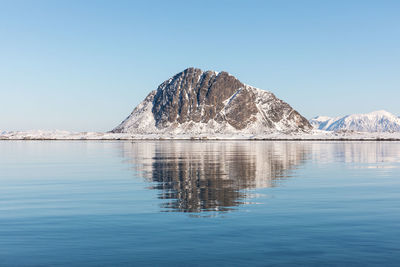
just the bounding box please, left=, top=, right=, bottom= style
left=112, top=68, right=312, bottom=134
left=310, top=110, right=400, bottom=132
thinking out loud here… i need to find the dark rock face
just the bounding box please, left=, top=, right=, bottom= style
left=112, top=67, right=312, bottom=134
left=222, top=88, right=259, bottom=130
left=152, top=68, right=244, bottom=127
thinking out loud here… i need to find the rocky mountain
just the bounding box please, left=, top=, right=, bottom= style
left=112, top=68, right=312, bottom=135
left=310, top=110, right=400, bottom=132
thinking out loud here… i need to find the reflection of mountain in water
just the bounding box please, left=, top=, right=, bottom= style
left=310, top=142, right=400, bottom=168
left=120, top=142, right=309, bottom=212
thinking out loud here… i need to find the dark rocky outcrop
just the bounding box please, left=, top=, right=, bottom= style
left=152, top=68, right=244, bottom=126
left=112, top=67, right=312, bottom=134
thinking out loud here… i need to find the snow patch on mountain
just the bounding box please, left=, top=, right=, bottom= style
left=310, top=110, right=400, bottom=132
left=113, top=85, right=309, bottom=134
left=112, top=68, right=311, bottom=135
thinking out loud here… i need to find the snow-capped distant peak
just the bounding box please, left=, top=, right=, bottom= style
left=312, top=116, right=333, bottom=122
left=363, top=110, right=398, bottom=119
left=369, top=110, right=391, bottom=115
left=310, top=110, right=400, bottom=132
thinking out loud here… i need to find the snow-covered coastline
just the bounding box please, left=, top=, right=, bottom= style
left=1, top=129, right=400, bottom=140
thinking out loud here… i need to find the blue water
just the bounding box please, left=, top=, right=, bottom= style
left=0, top=141, right=399, bottom=266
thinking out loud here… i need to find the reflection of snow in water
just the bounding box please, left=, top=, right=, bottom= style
left=120, top=141, right=309, bottom=189
left=118, top=141, right=400, bottom=212
left=310, top=142, right=400, bottom=169
left=119, top=141, right=309, bottom=212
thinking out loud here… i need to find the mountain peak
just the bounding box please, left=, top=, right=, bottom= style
left=310, top=110, right=400, bottom=132
left=112, top=68, right=312, bottom=135
left=367, top=110, right=393, bottom=116
left=176, top=67, right=221, bottom=77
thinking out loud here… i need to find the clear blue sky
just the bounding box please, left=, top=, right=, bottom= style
left=1, top=0, right=399, bottom=132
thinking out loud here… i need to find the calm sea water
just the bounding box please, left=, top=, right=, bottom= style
left=0, top=141, right=399, bottom=266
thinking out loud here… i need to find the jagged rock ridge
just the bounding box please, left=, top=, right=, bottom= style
left=112, top=68, right=312, bottom=134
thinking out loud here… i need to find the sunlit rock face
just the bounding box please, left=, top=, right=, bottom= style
left=119, top=141, right=309, bottom=212
left=112, top=67, right=312, bottom=135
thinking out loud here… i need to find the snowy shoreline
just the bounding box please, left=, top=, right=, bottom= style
left=1, top=130, right=400, bottom=141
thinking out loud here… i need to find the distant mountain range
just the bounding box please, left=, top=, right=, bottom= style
left=112, top=68, right=312, bottom=134
left=310, top=110, right=400, bottom=132
left=2, top=67, right=399, bottom=139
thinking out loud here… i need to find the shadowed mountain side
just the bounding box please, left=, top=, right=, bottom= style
left=119, top=141, right=310, bottom=212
